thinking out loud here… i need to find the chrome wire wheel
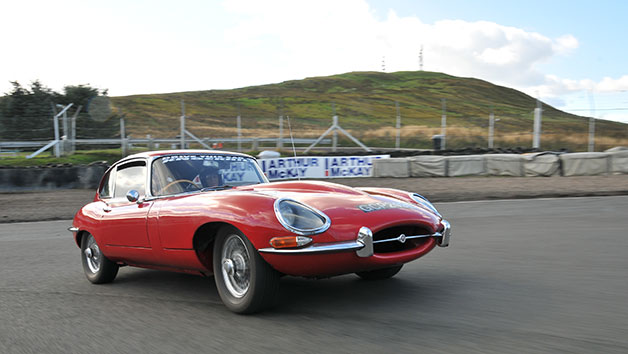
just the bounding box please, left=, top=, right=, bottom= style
left=213, top=226, right=280, bottom=313
left=84, top=235, right=102, bottom=274
left=221, top=234, right=251, bottom=298
left=80, top=232, right=118, bottom=284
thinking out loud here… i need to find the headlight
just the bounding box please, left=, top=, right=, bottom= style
left=273, top=198, right=331, bottom=235
left=409, top=193, right=441, bottom=218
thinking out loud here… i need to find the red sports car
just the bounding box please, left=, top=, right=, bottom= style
left=69, top=150, right=451, bottom=313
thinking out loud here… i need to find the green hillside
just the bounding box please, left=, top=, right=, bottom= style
left=111, top=71, right=628, bottom=151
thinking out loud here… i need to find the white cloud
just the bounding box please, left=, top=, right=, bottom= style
left=597, top=75, right=628, bottom=92
left=554, top=35, right=579, bottom=54
left=525, top=74, right=628, bottom=102
left=0, top=0, right=625, bottom=118
left=219, top=0, right=585, bottom=92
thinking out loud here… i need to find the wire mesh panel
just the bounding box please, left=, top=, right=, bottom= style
left=3, top=93, right=627, bottom=155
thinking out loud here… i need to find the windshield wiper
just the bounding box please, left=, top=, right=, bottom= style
left=201, top=184, right=235, bottom=192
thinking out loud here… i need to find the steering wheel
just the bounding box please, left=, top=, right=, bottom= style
left=158, top=179, right=199, bottom=195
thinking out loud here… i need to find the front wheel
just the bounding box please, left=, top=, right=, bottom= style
left=356, top=265, right=403, bottom=280
left=213, top=226, right=280, bottom=314
left=81, top=233, right=119, bottom=284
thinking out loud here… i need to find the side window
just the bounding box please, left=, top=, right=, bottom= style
left=98, top=169, right=115, bottom=199
left=113, top=161, right=147, bottom=199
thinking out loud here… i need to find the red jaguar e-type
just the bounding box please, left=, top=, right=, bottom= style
left=69, top=150, right=451, bottom=313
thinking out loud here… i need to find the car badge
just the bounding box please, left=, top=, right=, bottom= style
left=399, top=234, right=406, bottom=243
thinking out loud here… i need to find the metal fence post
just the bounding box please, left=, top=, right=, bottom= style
left=332, top=115, right=338, bottom=152
left=395, top=101, right=401, bottom=149
left=120, top=117, right=127, bottom=157
left=332, top=103, right=337, bottom=152
left=588, top=91, right=596, bottom=152
left=62, top=108, right=69, bottom=155
left=180, top=100, right=186, bottom=149
left=70, top=105, right=82, bottom=154
left=237, top=104, right=242, bottom=152
left=533, top=107, right=541, bottom=149
left=53, top=111, right=60, bottom=158
left=488, top=112, right=495, bottom=149
left=278, top=114, right=283, bottom=150
left=441, top=99, right=447, bottom=149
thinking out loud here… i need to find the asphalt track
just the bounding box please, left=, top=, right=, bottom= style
left=1, top=196, right=627, bottom=353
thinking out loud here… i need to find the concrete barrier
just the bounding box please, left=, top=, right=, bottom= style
left=409, top=156, right=447, bottom=177
left=373, top=158, right=410, bottom=177
left=485, top=154, right=524, bottom=176
left=446, top=155, right=486, bottom=177
left=560, top=152, right=610, bottom=176
left=0, top=164, right=108, bottom=191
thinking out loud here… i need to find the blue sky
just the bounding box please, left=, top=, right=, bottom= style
left=372, top=0, right=626, bottom=78
left=367, top=0, right=628, bottom=121
left=1, top=0, right=627, bottom=122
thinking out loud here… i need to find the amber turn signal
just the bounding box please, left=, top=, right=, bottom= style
left=269, top=236, right=312, bottom=249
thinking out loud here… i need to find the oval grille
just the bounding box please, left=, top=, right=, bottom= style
left=373, top=225, right=431, bottom=253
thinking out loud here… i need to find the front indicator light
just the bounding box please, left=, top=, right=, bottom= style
left=269, top=236, right=313, bottom=249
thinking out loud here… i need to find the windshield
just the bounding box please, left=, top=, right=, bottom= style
left=151, top=154, right=267, bottom=196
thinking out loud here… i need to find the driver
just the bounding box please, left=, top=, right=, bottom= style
left=200, top=165, right=221, bottom=188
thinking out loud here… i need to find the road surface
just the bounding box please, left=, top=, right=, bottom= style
left=1, top=196, right=627, bottom=353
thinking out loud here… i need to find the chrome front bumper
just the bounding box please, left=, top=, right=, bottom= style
left=259, top=219, right=451, bottom=257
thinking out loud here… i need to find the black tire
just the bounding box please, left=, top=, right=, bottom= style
left=81, top=233, right=119, bottom=284
left=356, top=265, right=403, bottom=280
left=213, top=226, right=280, bottom=314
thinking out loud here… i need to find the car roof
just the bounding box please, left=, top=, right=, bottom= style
left=115, top=149, right=255, bottom=165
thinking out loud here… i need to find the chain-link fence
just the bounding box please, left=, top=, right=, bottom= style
left=2, top=99, right=627, bottom=155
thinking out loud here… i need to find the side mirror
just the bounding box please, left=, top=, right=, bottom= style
left=126, top=190, right=140, bottom=203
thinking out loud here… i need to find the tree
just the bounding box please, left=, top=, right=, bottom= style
left=0, top=81, right=118, bottom=141
left=58, top=85, right=118, bottom=139
left=0, top=81, right=55, bottom=140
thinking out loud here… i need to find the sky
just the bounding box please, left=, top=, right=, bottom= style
left=1, top=0, right=627, bottom=123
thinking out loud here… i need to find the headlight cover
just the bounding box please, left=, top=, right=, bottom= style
left=409, top=193, right=442, bottom=218
left=273, top=198, right=331, bottom=235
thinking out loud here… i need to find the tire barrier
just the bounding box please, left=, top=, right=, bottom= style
left=0, top=163, right=109, bottom=191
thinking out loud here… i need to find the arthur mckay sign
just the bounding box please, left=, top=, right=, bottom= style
left=259, top=155, right=390, bottom=180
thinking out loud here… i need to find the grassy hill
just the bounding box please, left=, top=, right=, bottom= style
left=111, top=71, right=628, bottom=151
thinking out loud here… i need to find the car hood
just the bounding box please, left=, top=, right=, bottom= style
left=234, top=180, right=442, bottom=231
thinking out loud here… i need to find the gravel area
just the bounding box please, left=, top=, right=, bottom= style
left=1, top=175, right=627, bottom=223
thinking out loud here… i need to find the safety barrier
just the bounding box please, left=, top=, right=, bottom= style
left=372, top=158, right=410, bottom=177
left=486, top=154, right=524, bottom=177
left=409, top=156, right=447, bottom=177
left=524, top=153, right=560, bottom=177
left=0, top=163, right=108, bottom=191
left=609, top=150, right=628, bottom=174
left=444, top=155, right=487, bottom=177
left=560, top=153, right=610, bottom=176
left=1, top=151, right=626, bottom=191
left=373, top=151, right=628, bottom=177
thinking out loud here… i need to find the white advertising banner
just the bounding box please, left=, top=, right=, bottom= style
left=259, top=155, right=390, bottom=180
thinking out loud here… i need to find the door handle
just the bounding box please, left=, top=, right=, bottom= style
left=103, top=206, right=112, bottom=212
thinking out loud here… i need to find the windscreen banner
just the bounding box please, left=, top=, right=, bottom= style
left=259, top=155, right=390, bottom=180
